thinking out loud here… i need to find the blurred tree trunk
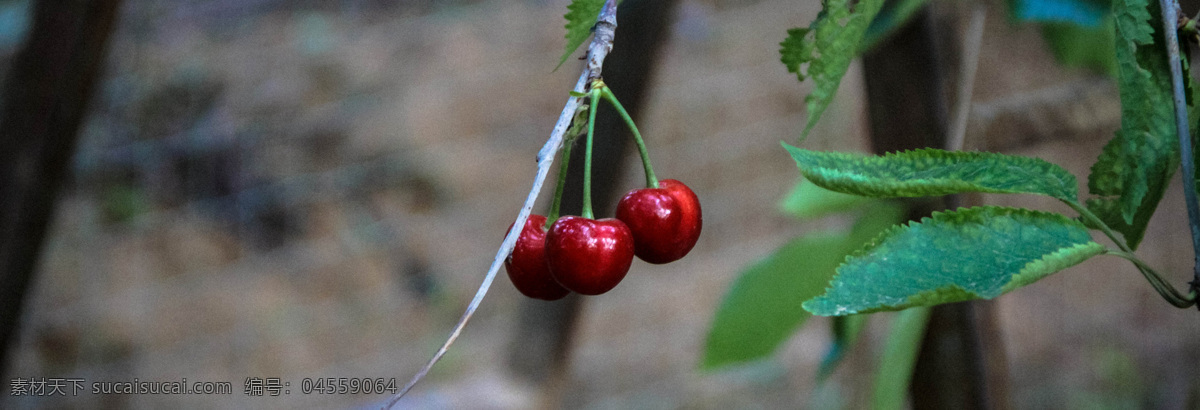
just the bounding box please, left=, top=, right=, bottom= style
left=505, top=0, right=678, bottom=407
left=0, top=0, right=123, bottom=387
left=861, top=4, right=1009, bottom=410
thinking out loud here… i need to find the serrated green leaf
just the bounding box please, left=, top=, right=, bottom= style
left=1086, top=0, right=1178, bottom=233
left=702, top=234, right=849, bottom=369
left=557, top=0, right=606, bottom=70
left=815, top=202, right=906, bottom=379
left=781, top=0, right=885, bottom=140
left=871, top=307, right=931, bottom=410
left=780, top=28, right=815, bottom=79
left=803, top=206, right=1104, bottom=316
left=1040, top=19, right=1117, bottom=75
left=1082, top=196, right=1159, bottom=249
left=860, top=0, right=929, bottom=52
left=783, top=144, right=1080, bottom=202
left=779, top=177, right=873, bottom=219
left=1002, top=242, right=1107, bottom=293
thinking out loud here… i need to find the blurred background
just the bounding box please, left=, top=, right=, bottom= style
left=1, top=0, right=1199, bottom=408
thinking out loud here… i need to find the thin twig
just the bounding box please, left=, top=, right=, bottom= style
left=947, top=6, right=986, bottom=152
left=1157, top=0, right=1200, bottom=307
left=382, top=1, right=619, bottom=407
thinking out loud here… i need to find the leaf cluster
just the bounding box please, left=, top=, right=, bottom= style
left=702, top=0, right=1199, bottom=385
left=780, top=0, right=884, bottom=139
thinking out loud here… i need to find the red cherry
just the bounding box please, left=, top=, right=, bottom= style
left=504, top=214, right=570, bottom=300
left=660, top=179, right=702, bottom=247
left=615, top=179, right=702, bottom=264
left=545, top=216, right=635, bottom=295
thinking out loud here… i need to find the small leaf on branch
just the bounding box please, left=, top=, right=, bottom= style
left=1086, top=0, right=1178, bottom=238
left=558, top=0, right=607, bottom=70
left=803, top=206, right=1104, bottom=316
left=780, top=0, right=885, bottom=140
left=783, top=144, right=1080, bottom=202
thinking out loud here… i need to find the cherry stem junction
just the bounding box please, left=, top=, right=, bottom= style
left=386, top=0, right=619, bottom=406
left=599, top=84, right=658, bottom=189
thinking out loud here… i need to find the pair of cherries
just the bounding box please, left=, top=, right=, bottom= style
left=505, top=179, right=702, bottom=300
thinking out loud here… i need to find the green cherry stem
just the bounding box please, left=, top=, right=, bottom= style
left=582, top=87, right=602, bottom=219
left=1066, top=201, right=1132, bottom=254
left=1070, top=200, right=1198, bottom=308
left=599, top=85, right=658, bottom=188
left=545, top=140, right=573, bottom=230
left=1106, top=250, right=1197, bottom=308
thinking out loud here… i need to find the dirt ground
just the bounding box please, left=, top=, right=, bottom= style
left=3, top=0, right=1199, bottom=408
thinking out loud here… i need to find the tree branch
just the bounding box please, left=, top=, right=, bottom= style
left=1157, top=0, right=1200, bottom=307
left=0, top=0, right=123, bottom=388
left=382, top=1, right=620, bottom=407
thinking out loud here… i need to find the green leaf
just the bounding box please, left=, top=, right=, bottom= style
left=558, top=0, right=606, bottom=70
left=860, top=0, right=930, bottom=52
left=871, top=307, right=931, bottom=410
left=783, top=144, right=1080, bottom=202
left=1002, top=242, right=1109, bottom=293
left=779, top=177, right=873, bottom=219
left=1082, top=196, right=1159, bottom=249
left=780, top=28, right=815, bottom=79
left=781, top=0, right=885, bottom=140
left=704, top=202, right=906, bottom=370
left=815, top=202, right=906, bottom=378
left=1086, top=0, right=1178, bottom=235
left=1040, top=19, right=1117, bottom=75
left=803, top=206, right=1105, bottom=316
left=703, top=234, right=849, bottom=369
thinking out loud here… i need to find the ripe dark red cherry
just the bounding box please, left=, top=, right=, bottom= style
left=504, top=214, right=570, bottom=300
left=660, top=179, right=702, bottom=248
left=615, top=179, right=702, bottom=264
left=545, top=216, right=635, bottom=295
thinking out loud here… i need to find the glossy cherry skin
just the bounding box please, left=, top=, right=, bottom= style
left=615, top=179, right=702, bottom=264
left=545, top=216, right=635, bottom=295
left=504, top=215, right=570, bottom=300
left=660, top=179, right=702, bottom=250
